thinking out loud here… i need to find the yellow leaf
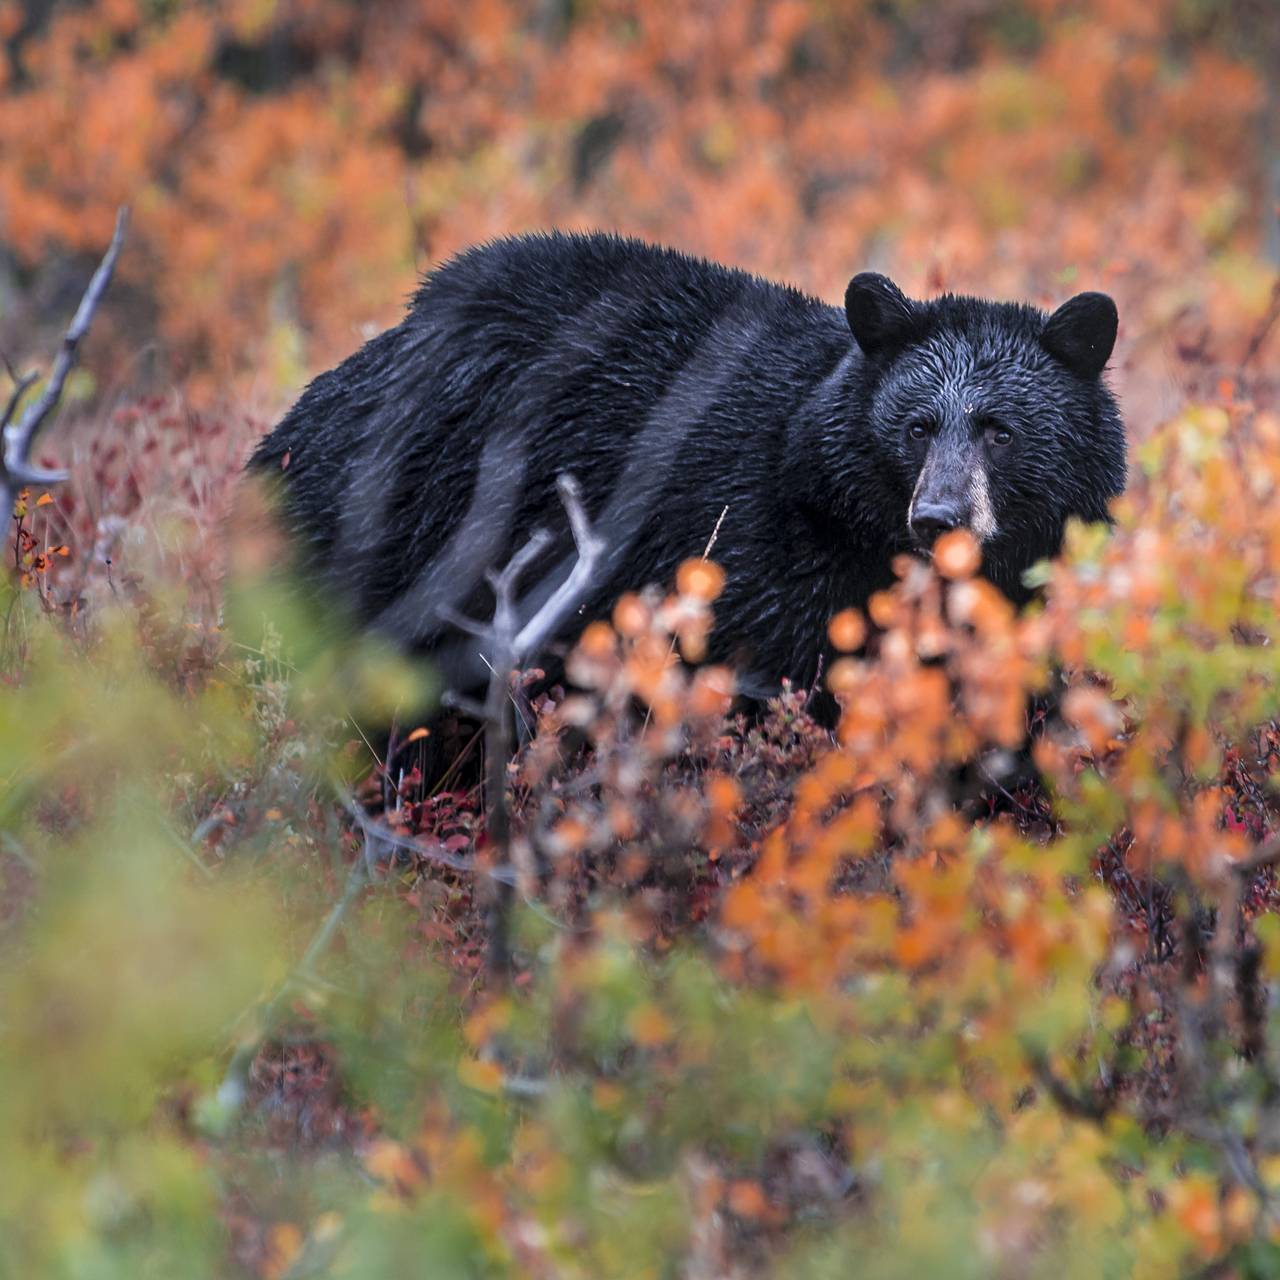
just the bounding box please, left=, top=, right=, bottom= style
left=262, top=1222, right=304, bottom=1280
left=363, top=1138, right=426, bottom=1191
left=458, top=1057, right=504, bottom=1094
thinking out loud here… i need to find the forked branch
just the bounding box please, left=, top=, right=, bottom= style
left=1, top=206, right=129, bottom=523
left=514, top=474, right=605, bottom=660
left=446, top=472, right=604, bottom=978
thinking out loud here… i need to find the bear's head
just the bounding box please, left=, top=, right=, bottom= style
left=845, top=272, right=1125, bottom=601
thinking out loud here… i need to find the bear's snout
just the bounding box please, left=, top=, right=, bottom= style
left=909, top=500, right=966, bottom=547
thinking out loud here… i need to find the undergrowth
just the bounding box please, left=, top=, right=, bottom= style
left=4, top=391, right=1280, bottom=1278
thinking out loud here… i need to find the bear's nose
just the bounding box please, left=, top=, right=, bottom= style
left=910, top=501, right=964, bottom=547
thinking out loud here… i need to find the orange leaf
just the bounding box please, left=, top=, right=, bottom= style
left=613, top=592, right=651, bottom=636
left=593, top=1081, right=625, bottom=1110
left=627, top=1003, right=673, bottom=1048
left=676, top=557, right=725, bottom=602
left=577, top=620, right=616, bottom=659
left=550, top=814, right=592, bottom=854
left=934, top=529, right=981, bottom=579
left=1168, top=1177, right=1221, bottom=1258
left=828, top=607, right=867, bottom=651
left=262, top=1223, right=305, bottom=1280
left=727, top=1180, right=770, bottom=1219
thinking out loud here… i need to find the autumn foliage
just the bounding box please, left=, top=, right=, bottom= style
left=1, top=0, right=1275, bottom=406
left=4, top=1, right=1280, bottom=1277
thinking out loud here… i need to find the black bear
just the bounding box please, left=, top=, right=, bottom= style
left=247, top=232, right=1125, bottom=697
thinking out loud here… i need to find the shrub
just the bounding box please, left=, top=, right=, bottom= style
left=4, top=393, right=1280, bottom=1277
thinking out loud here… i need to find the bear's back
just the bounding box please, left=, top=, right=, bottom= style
left=248, top=232, right=863, bottom=684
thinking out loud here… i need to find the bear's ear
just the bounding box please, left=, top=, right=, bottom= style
left=845, top=272, right=917, bottom=358
left=1040, top=291, right=1118, bottom=378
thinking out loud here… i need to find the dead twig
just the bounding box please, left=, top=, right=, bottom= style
left=1029, top=1051, right=1114, bottom=1126
left=1176, top=976, right=1280, bottom=1230
left=511, top=476, right=605, bottom=659
left=444, top=473, right=603, bottom=981
left=216, top=847, right=372, bottom=1119
left=1230, top=831, right=1280, bottom=878
left=1238, top=276, right=1280, bottom=375
left=643, top=502, right=728, bottom=734
left=1, top=207, right=129, bottom=523
left=211, top=784, right=586, bottom=1127
left=342, top=795, right=518, bottom=884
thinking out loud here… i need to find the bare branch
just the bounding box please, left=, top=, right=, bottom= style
left=1164, top=849, right=1280, bottom=1233
left=441, top=689, right=488, bottom=720
left=1239, top=275, right=1280, bottom=375
left=1231, top=832, right=1280, bottom=877
left=437, top=471, right=603, bottom=981
left=1029, top=1051, right=1113, bottom=1125
left=211, top=785, right=541, bottom=1127
left=0, top=371, right=38, bottom=443
left=490, top=526, right=553, bottom=603
left=437, top=605, right=490, bottom=640
left=1176, top=980, right=1280, bottom=1229
left=513, top=474, right=604, bottom=661
left=343, top=797, right=519, bottom=884
left=1, top=206, right=129, bottom=522
left=216, top=849, right=371, bottom=1120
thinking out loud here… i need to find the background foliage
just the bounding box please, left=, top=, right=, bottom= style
left=3, top=1, right=1280, bottom=1276
left=1, top=0, right=1276, bottom=406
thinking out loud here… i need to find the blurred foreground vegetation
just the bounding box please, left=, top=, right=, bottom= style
left=4, top=0, right=1280, bottom=1275
left=5, top=397, right=1280, bottom=1277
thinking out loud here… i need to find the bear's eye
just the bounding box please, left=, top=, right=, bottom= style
left=906, top=419, right=933, bottom=441
left=983, top=420, right=1013, bottom=448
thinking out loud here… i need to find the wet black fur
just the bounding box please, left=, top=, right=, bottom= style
left=248, top=232, right=1125, bottom=697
